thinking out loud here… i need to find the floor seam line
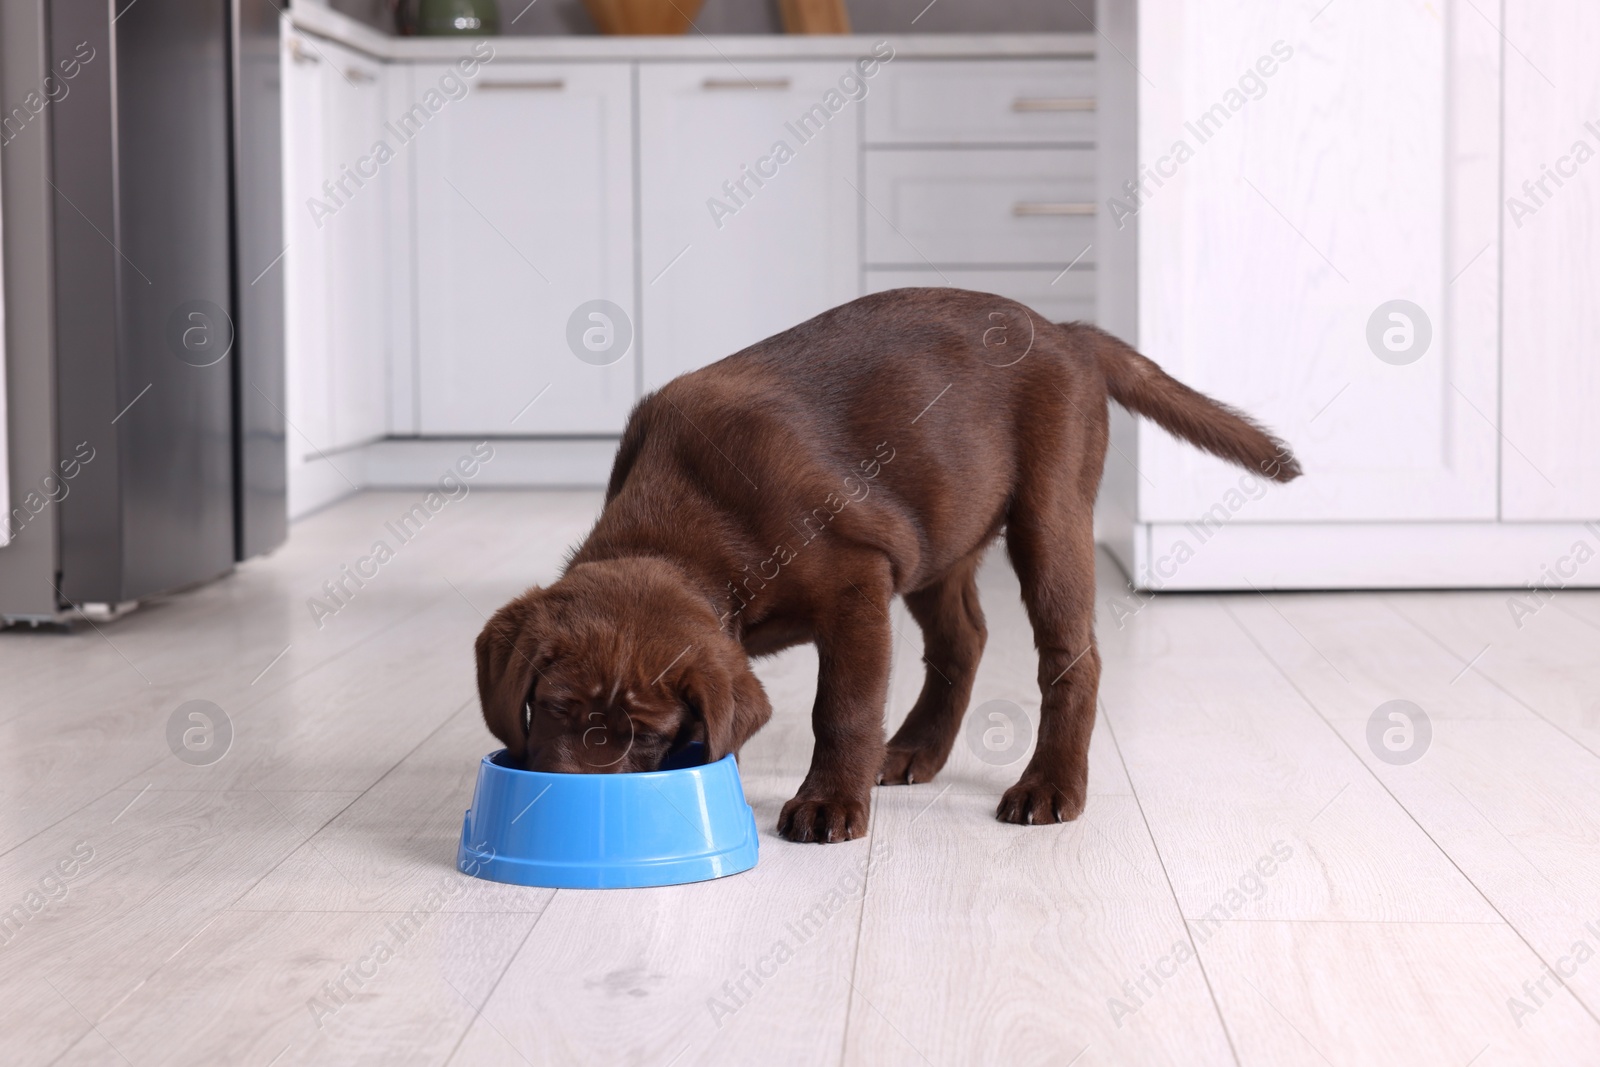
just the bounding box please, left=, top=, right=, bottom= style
left=1223, top=600, right=1600, bottom=1032
left=1101, top=695, right=1245, bottom=1067
left=1383, top=596, right=1600, bottom=765
left=441, top=892, right=557, bottom=1066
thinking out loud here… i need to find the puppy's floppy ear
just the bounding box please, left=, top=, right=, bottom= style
left=474, top=594, right=548, bottom=764
left=681, top=637, right=772, bottom=763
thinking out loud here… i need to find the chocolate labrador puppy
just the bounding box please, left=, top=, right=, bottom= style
left=476, top=288, right=1299, bottom=842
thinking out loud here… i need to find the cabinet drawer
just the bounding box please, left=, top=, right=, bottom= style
left=864, top=149, right=1094, bottom=265
left=865, top=269, right=1094, bottom=325
left=865, top=60, right=1095, bottom=145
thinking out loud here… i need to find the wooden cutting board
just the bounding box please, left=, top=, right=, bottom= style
left=779, top=0, right=852, bottom=34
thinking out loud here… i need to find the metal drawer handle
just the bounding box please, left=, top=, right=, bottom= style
left=702, top=78, right=792, bottom=90
left=346, top=68, right=377, bottom=84
left=1013, top=202, right=1096, bottom=217
left=479, top=79, right=566, bottom=91
left=1012, top=96, right=1095, bottom=112
left=287, top=37, right=320, bottom=65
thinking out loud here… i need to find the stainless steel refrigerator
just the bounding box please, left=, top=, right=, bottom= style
left=0, top=0, right=286, bottom=623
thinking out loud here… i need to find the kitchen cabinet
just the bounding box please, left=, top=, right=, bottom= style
left=1094, top=0, right=1547, bottom=588
left=1109, top=2, right=1500, bottom=527
left=410, top=62, right=636, bottom=435
left=283, top=31, right=391, bottom=516
left=278, top=21, right=1096, bottom=518
left=323, top=41, right=391, bottom=452
left=283, top=31, right=332, bottom=466
left=1500, top=0, right=1600, bottom=520
left=638, top=62, right=860, bottom=389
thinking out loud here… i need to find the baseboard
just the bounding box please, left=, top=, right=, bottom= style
left=288, top=437, right=617, bottom=520
left=1122, top=519, right=1600, bottom=591
left=288, top=449, right=366, bottom=520
left=357, top=437, right=618, bottom=490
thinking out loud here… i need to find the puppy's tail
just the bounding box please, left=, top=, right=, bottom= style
left=1078, top=324, right=1302, bottom=483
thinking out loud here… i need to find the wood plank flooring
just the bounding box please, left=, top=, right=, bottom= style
left=2, top=490, right=1597, bottom=1065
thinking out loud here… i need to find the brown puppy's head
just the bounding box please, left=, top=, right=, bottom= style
left=474, top=558, right=771, bottom=773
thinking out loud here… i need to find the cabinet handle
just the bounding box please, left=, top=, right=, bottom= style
left=1013, top=202, right=1095, bottom=217
left=479, top=79, right=566, bottom=91
left=287, top=37, right=320, bottom=65
left=1012, top=96, right=1095, bottom=112
left=346, top=68, right=377, bottom=84
left=701, top=77, right=792, bottom=90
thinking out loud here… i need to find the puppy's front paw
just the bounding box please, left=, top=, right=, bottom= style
left=778, top=792, right=869, bottom=843
left=997, top=775, right=1085, bottom=826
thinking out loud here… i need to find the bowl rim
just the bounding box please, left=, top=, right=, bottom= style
left=480, top=747, right=732, bottom=783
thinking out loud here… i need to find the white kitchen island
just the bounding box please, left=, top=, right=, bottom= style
left=1095, top=0, right=1600, bottom=588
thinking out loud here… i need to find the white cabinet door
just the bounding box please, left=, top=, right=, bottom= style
left=639, top=63, right=860, bottom=389
left=1121, top=2, right=1502, bottom=523
left=412, top=63, right=635, bottom=435
left=1501, top=0, right=1600, bottom=520
left=284, top=34, right=390, bottom=471
left=321, top=41, right=390, bottom=451
left=283, top=32, right=332, bottom=466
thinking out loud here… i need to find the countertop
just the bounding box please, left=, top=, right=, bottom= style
left=289, top=2, right=1096, bottom=62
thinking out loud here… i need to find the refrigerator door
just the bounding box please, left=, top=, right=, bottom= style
left=0, top=0, right=62, bottom=622
left=51, top=0, right=236, bottom=602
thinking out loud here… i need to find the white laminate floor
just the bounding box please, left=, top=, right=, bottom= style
left=3, top=490, right=1599, bottom=1066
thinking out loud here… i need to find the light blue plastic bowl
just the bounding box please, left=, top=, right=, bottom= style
left=456, top=743, right=759, bottom=889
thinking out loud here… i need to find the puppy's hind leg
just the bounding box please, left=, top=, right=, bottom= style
left=998, top=499, right=1100, bottom=825
left=879, top=550, right=988, bottom=786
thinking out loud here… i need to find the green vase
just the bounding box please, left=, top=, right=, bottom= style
left=416, top=0, right=500, bottom=35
